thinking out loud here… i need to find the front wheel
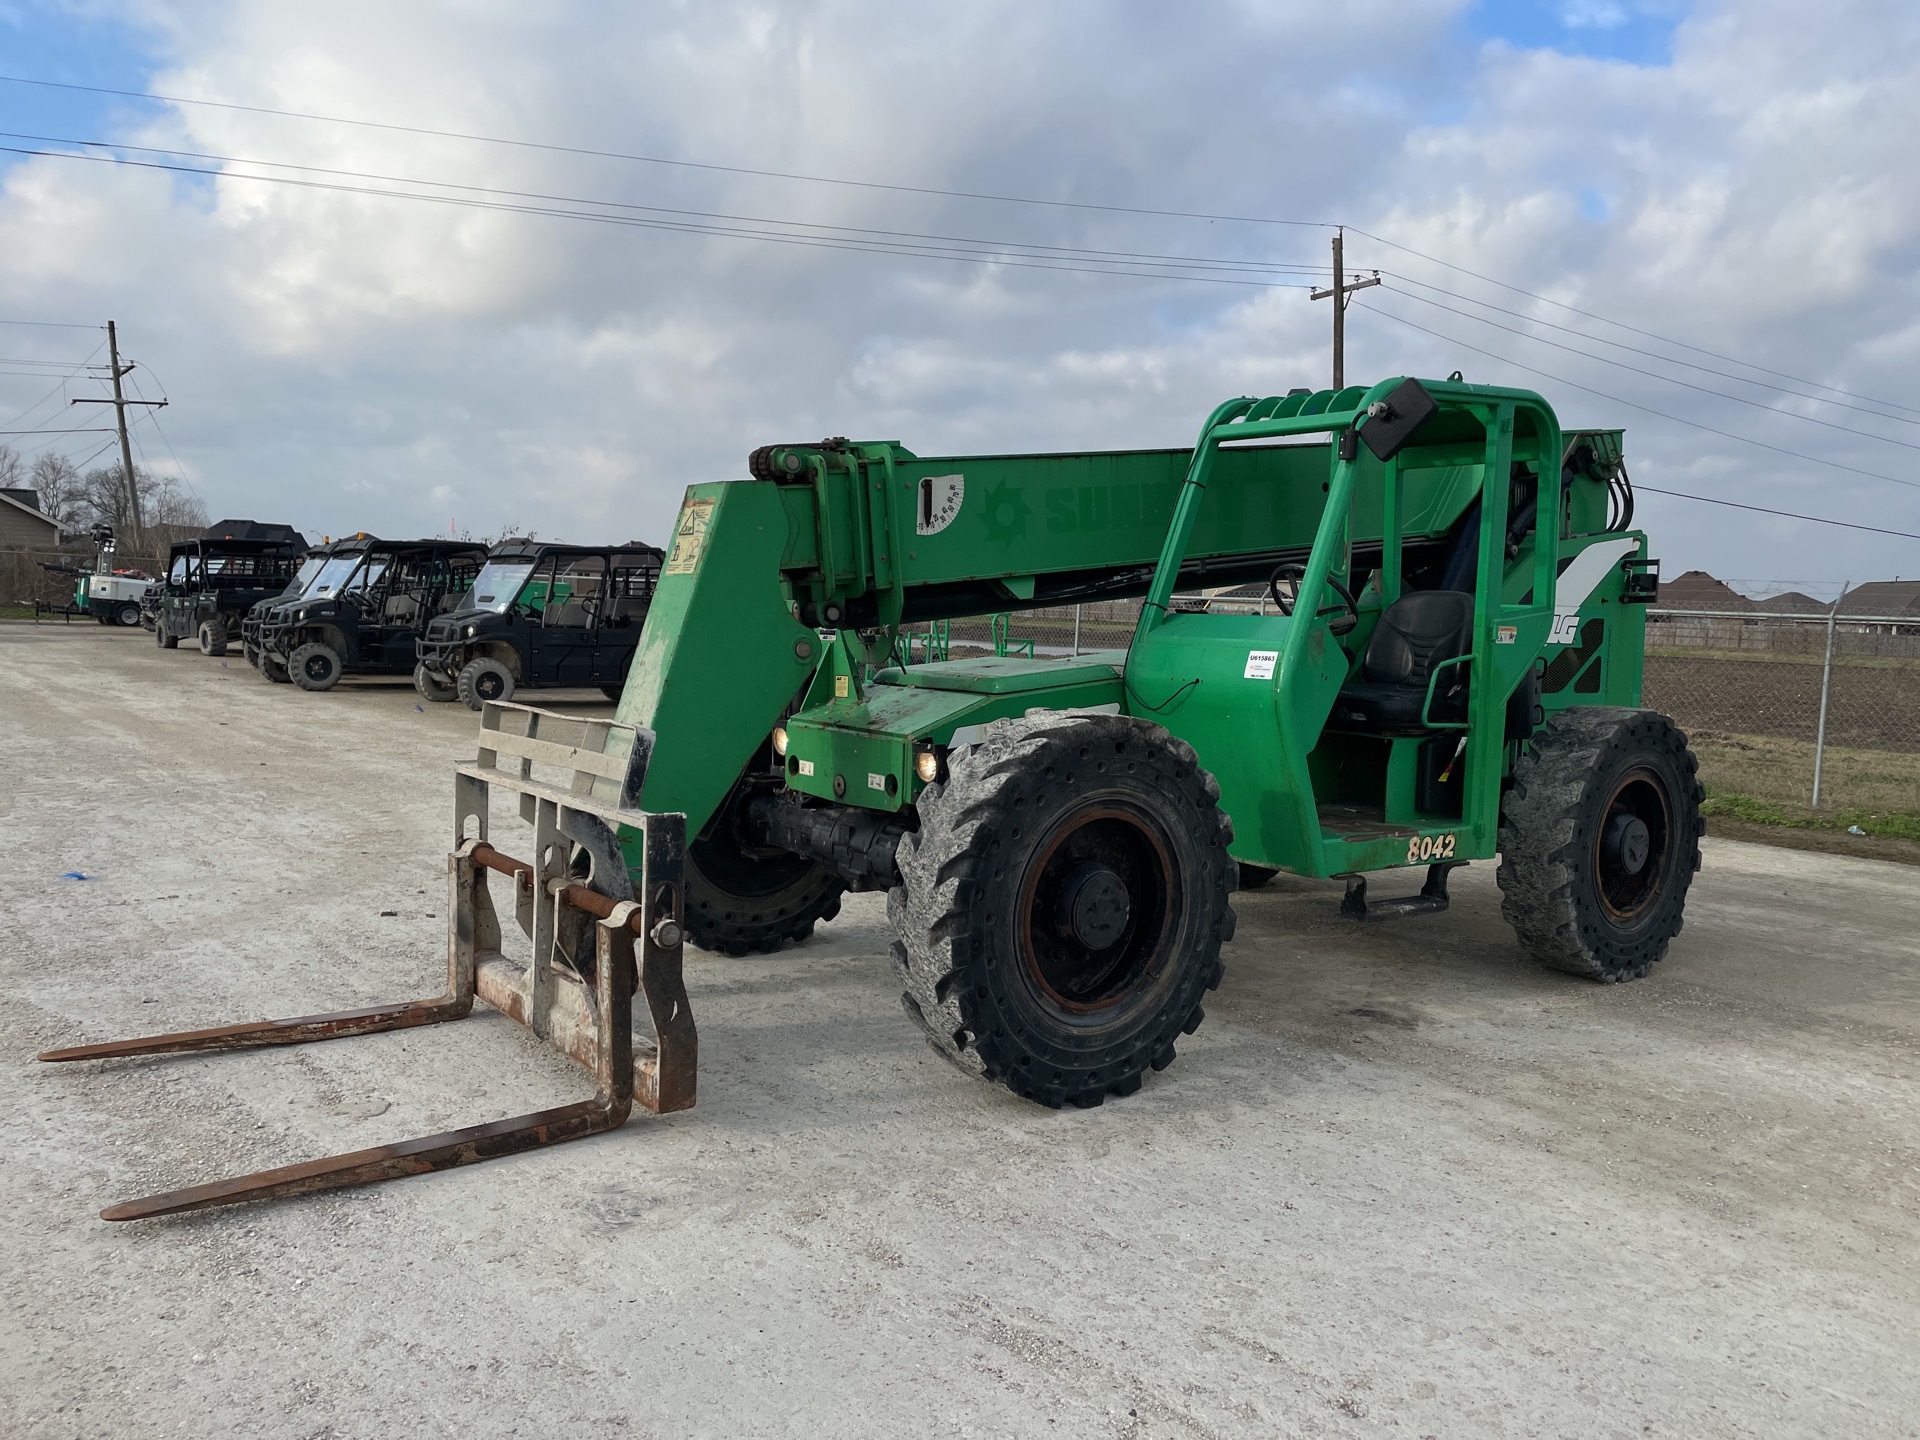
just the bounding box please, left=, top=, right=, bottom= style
left=455, top=656, right=514, bottom=710
left=289, top=641, right=344, bottom=692
left=156, top=621, right=179, bottom=650
left=891, top=712, right=1236, bottom=1109
left=1498, top=707, right=1704, bottom=983
left=413, top=663, right=457, bottom=703
left=198, top=619, right=228, bottom=656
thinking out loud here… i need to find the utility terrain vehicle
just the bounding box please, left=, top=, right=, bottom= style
left=413, top=539, right=664, bottom=708
left=255, top=537, right=486, bottom=691
left=45, top=377, right=1701, bottom=1221
left=239, top=545, right=334, bottom=677
left=153, top=527, right=309, bottom=655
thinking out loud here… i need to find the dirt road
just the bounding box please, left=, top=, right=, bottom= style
left=3, top=623, right=1916, bottom=1438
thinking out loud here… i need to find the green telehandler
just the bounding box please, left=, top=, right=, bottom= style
left=43, top=375, right=1700, bottom=1219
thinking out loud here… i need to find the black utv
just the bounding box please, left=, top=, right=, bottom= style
left=256, top=537, right=487, bottom=691
left=153, top=525, right=310, bottom=655
left=239, top=543, right=340, bottom=676
left=413, top=540, right=662, bottom=709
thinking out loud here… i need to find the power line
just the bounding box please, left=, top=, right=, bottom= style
left=0, top=339, right=107, bottom=431
left=0, top=131, right=1334, bottom=285
left=0, top=317, right=102, bottom=329
left=1346, top=226, right=1920, bottom=419
left=1356, top=298, right=1920, bottom=493
left=1385, top=275, right=1920, bottom=424
left=1636, top=487, right=1920, bottom=542
left=0, top=74, right=1338, bottom=232
left=1385, top=286, right=1920, bottom=450
left=1, top=141, right=1325, bottom=292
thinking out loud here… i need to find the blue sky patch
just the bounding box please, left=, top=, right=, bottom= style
left=1464, top=0, right=1687, bottom=65
left=0, top=3, right=167, bottom=177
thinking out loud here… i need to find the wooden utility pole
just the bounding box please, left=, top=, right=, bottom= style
left=1310, top=229, right=1381, bottom=390
left=70, top=320, right=166, bottom=549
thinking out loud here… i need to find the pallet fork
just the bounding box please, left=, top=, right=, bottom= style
left=39, top=702, right=694, bottom=1222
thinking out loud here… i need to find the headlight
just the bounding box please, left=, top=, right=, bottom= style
left=915, top=749, right=942, bottom=784
left=771, top=726, right=788, bottom=757
left=464, top=625, right=477, bottom=639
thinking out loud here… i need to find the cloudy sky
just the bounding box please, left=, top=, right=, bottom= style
left=0, top=0, right=1915, bottom=596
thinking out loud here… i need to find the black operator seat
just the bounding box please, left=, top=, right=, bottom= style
left=1330, top=590, right=1474, bottom=734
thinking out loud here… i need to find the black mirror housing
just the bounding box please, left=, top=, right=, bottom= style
left=1360, top=378, right=1439, bottom=462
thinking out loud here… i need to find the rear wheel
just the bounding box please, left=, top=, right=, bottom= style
left=198, top=619, right=228, bottom=656
left=891, top=712, right=1235, bottom=1108
left=115, top=602, right=141, bottom=627
left=156, top=621, right=179, bottom=650
left=413, top=663, right=457, bottom=703
left=456, top=656, right=514, bottom=710
left=289, top=641, right=343, bottom=692
left=1498, top=706, right=1704, bottom=983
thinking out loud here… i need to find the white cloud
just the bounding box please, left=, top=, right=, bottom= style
left=0, top=0, right=1913, bottom=585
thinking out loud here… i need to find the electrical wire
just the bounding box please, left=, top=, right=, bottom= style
left=1355, top=298, right=1920, bottom=493
left=1383, top=275, right=1920, bottom=425
left=0, top=316, right=101, bottom=329
left=1386, top=285, right=1920, bottom=449
left=1348, top=227, right=1920, bottom=419
left=3, top=142, right=1326, bottom=292
left=0, top=134, right=1330, bottom=290
left=0, top=339, right=107, bottom=430
left=1634, top=487, right=1920, bottom=541
left=0, top=74, right=1338, bottom=233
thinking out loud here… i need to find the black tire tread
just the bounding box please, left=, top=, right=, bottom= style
left=1497, top=705, right=1704, bottom=982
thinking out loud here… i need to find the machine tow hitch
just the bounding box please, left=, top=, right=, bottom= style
left=39, top=702, right=694, bottom=1222
left=1337, top=862, right=1469, bottom=922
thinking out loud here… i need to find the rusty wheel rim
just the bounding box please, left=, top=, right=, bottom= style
left=1593, top=766, right=1672, bottom=926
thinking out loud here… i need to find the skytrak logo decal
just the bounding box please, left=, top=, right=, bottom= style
left=1043, top=484, right=1174, bottom=535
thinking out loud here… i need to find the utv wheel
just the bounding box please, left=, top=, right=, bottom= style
left=262, top=657, right=291, bottom=684
left=414, top=664, right=457, bottom=703
left=156, top=622, right=179, bottom=650
left=890, top=712, right=1235, bottom=1108
left=115, top=602, right=141, bottom=627
left=1498, top=706, right=1704, bottom=983
left=456, top=656, right=514, bottom=710
left=289, top=641, right=344, bottom=692
left=1237, top=863, right=1279, bottom=891
left=198, top=619, right=228, bottom=656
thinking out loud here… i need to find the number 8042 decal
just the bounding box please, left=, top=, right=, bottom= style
left=1407, top=832, right=1457, bottom=864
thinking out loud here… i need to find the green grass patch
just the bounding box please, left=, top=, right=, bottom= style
left=1702, top=790, right=1920, bottom=842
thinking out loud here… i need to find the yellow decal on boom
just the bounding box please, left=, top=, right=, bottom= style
left=663, top=498, right=715, bottom=576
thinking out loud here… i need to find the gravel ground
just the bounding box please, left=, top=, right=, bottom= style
left=3, top=622, right=1917, bottom=1439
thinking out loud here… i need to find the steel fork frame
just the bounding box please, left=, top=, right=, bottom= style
left=39, top=809, right=691, bottom=1222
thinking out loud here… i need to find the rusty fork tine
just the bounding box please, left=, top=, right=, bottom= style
left=37, top=996, right=469, bottom=1064
left=100, top=1095, right=630, bottom=1222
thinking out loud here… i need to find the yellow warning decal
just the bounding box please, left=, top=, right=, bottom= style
left=663, top=498, right=716, bottom=576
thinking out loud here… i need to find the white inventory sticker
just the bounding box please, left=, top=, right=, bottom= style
left=867, top=772, right=888, bottom=792
left=796, top=759, right=815, bottom=777
left=1244, top=650, right=1278, bottom=680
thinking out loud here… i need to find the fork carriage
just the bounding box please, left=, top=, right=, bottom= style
left=39, top=702, right=693, bottom=1221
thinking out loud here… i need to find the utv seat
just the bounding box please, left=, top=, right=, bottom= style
left=383, top=594, right=423, bottom=625
left=1330, top=590, right=1473, bottom=735
left=545, top=602, right=592, bottom=627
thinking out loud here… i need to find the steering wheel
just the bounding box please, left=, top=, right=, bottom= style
left=1267, top=563, right=1360, bottom=637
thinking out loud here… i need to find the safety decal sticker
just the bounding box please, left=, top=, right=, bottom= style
left=1244, top=650, right=1279, bottom=680
left=1496, top=625, right=1518, bottom=645
left=663, top=497, right=715, bottom=576
left=867, top=772, right=888, bottom=792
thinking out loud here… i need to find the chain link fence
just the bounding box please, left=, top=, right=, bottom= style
left=916, top=597, right=1920, bottom=826
left=1643, top=607, right=1920, bottom=825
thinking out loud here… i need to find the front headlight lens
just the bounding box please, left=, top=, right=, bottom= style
left=915, top=749, right=941, bottom=784
left=771, top=726, right=789, bottom=757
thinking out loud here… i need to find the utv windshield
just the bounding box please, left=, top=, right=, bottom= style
left=306, top=554, right=361, bottom=599
left=469, top=560, right=536, bottom=613
left=285, top=556, right=324, bottom=596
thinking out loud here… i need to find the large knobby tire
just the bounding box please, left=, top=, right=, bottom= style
left=891, top=712, right=1236, bottom=1109
left=456, top=656, right=514, bottom=710
left=198, top=619, right=228, bottom=656
left=289, top=641, right=344, bottom=692
left=157, top=621, right=179, bottom=650
left=262, top=656, right=291, bottom=684
left=684, top=818, right=845, bottom=958
left=1498, top=706, right=1704, bottom=983
left=414, top=663, right=457, bottom=703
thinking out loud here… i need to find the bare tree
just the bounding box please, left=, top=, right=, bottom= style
left=0, top=443, right=23, bottom=491
left=28, top=453, right=83, bottom=523
left=76, top=463, right=208, bottom=532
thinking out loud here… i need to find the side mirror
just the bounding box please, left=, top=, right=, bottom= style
left=1359, top=378, right=1439, bottom=462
